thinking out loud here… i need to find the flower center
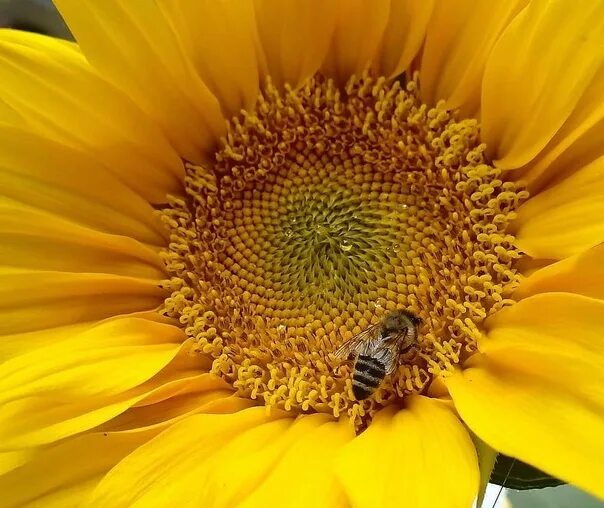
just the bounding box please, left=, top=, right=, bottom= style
left=159, top=74, right=528, bottom=427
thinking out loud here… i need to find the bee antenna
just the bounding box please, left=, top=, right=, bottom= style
left=491, top=457, right=515, bottom=508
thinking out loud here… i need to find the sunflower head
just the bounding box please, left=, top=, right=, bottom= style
left=159, top=72, right=528, bottom=427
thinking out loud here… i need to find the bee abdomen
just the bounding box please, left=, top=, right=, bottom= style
left=352, top=355, right=386, bottom=400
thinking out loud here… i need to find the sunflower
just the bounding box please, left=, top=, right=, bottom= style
left=1, top=0, right=603, bottom=506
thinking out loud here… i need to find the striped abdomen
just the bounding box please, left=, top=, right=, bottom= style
left=352, top=354, right=386, bottom=400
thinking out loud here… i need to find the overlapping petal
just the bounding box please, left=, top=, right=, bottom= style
left=96, top=374, right=233, bottom=434
left=0, top=206, right=165, bottom=279
left=0, top=129, right=168, bottom=244
left=0, top=317, right=183, bottom=449
left=335, top=396, right=478, bottom=508
left=372, top=0, right=433, bottom=79
left=0, top=30, right=184, bottom=203
left=0, top=372, right=234, bottom=507
left=447, top=293, right=604, bottom=499
left=515, top=244, right=604, bottom=300
left=53, top=0, right=226, bottom=163
left=158, top=0, right=262, bottom=118
left=87, top=406, right=299, bottom=507
left=0, top=429, right=158, bottom=508
left=87, top=410, right=353, bottom=508
left=0, top=97, right=22, bottom=125
left=0, top=323, right=91, bottom=365
left=0, top=270, right=165, bottom=335
left=512, top=65, right=604, bottom=191
left=241, top=416, right=353, bottom=507
left=322, top=0, right=390, bottom=84
left=254, top=0, right=338, bottom=89
left=420, top=0, right=527, bottom=117
left=481, top=0, right=604, bottom=170
left=512, top=156, right=604, bottom=259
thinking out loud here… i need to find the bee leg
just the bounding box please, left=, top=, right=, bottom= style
left=400, top=345, right=420, bottom=362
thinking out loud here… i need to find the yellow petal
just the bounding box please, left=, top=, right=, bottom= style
left=193, top=414, right=333, bottom=507
left=0, top=128, right=168, bottom=245
left=482, top=0, right=604, bottom=169
left=0, top=450, right=31, bottom=476
left=0, top=97, right=23, bottom=125
left=447, top=293, right=604, bottom=499
left=97, top=375, right=235, bottom=433
left=0, top=310, right=166, bottom=363
left=0, top=30, right=184, bottom=203
left=0, top=270, right=165, bottom=335
left=0, top=187, right=162, bottom=253
left=512, top=65, right=604, bottom=191
left=241, top=416, right=354, bottom=508
left=0, top=317, right=183, bottom=449
left=420, top=0, right=527, bottom=117
left=513, top=256, right=557, bottom=278
left=158, top=0, right=261, bottom=118
left=322, top=0, right=390, bottom=85
left=128, top=350, right=215, bottom=406
left=371, top=0, right=434, bottom=79
left=0, top=322, right=92, bottom=363
left=254, top=0, right=338, bottom=88
left=481, top=294, right=604, bottom=403
left=0, top=206, right=165, bottom=279
left=335, top=396, right=478, bottom=508
left=0, top=26, right=77, bottom=53
left=0, top=428, right=158, bottom=508
left=54, top=1, right=226, bottom=163
left=512, top=155, right=604, bottom=259
left=0, top=363, right=232, bottom=486
left=515, top=244, right=604, bottom=300
left=3, top=399, right=251, bottom=508
left=87, top=406, right=286, bottom=507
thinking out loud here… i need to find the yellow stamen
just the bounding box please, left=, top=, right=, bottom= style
left=159, top=74, right=528, bottom=428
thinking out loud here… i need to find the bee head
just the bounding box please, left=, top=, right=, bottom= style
left=383, top=309, right=421, bottom=333
left=408, top=313, right=422, bottom=327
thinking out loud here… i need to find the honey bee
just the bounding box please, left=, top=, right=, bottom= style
left=334, top=309, right=421, bottom=400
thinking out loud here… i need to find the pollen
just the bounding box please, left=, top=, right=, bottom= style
left=158, top=74, right=528, bottom=428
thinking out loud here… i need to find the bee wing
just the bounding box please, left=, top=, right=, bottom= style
left=384, top=329, right=412, bottom=375
left=333, top=323, right=381, bottom=360
left=382, top=323, right=421, bottom=375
